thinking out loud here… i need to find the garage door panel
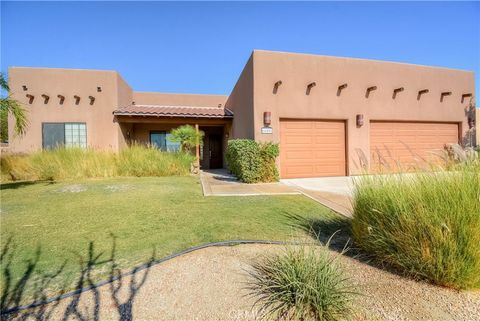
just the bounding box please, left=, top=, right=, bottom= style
left=280, top=120, right=346, bottom=178
left=370, top=121, right=458, bottom=172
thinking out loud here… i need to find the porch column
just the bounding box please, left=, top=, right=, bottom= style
left=195, top=123, right=200, bottom=172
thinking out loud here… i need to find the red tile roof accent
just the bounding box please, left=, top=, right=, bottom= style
left=113, top=105, right=233, bottom=118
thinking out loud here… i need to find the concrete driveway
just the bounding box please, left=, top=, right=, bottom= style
left=281, top=176, right=356, bottom=217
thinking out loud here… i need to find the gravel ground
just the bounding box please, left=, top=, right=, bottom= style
left=9, top=244, right=480, bottom=321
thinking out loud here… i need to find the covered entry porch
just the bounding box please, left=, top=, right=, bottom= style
left=115, top=115, right=232, bottom=170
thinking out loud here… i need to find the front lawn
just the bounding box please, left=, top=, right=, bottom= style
left=1, top=176, right=337, bottom=305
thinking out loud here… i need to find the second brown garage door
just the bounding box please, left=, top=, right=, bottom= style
left=370, top=121, right=459, bottom=172
left=280, top=119, right=346, bottom=178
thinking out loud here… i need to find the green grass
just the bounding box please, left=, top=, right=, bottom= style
left=1, top=176, right=337, bottom=305
left=352, top=160, right=480, bottom=289
left=247, top=245, right=355, bottom=321
left=0, top=145, right=193, bottom=181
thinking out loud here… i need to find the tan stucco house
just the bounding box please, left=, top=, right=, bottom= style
left=7, top=50, right=477, bottom=178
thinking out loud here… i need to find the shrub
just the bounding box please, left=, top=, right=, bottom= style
left=0, top=145, right=194, bottom=181
left=225, top=139, right=279, bottom=183
left=247, top=245, right=355, bottom=321
left=168, top=125, right=204, bottom=152
left=352, top=160, right=480, bottom=289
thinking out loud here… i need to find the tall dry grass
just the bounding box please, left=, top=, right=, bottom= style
left=352, top=159, right=480, bottom=289
left=1, top=145, right=194, bottom=181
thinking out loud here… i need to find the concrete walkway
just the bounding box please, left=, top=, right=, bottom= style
left=200, top=170, right=354, bottom=218
left=281, top=176, right=355, bottom=217
left=200, top=169, right=300, bottom=196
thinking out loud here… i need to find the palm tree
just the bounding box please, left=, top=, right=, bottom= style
left=0, top=73, right=27, bottom=142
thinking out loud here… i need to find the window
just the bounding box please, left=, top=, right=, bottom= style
left=150, top=131, right=180, bottom=152
left=65, top=123, right=87, bottom=148
left=42, top=122, right=87, bottom=149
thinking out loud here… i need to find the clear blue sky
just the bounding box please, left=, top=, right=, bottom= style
left=1, top=1, right=479, bottom=100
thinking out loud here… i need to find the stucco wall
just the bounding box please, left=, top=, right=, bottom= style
left=225, top=55, right=255, bottom=139
left=133, top=92, right=227, bottom=107
left=7, top=67, right=124, bottom=153
left=251, top=50, right=475, bottom=174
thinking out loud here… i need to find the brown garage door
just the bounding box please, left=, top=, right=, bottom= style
left=370, top=121, right=459, bottom=172
left=280, top=119, right=346, bottom=178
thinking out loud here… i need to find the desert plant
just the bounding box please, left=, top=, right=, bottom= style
left=247, top=245, right=355, bottom=321
left=0, top=73, right=28, bottom=141
left=168, top=125, right=204, bottom=152
left=352, top=160, right=480, bottom=289
left=117, top=144, right=193, bottom=177
left=0, top=145, right=194, bottom=181
left=225, top=139, right=279, bottom=183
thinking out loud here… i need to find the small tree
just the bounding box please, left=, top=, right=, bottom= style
left=0, top=73, right=28, bottom=142
left=168, top=125, right=204, bottom=152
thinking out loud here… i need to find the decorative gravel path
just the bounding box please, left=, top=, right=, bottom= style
left=11, top=244, right=480, bottom=321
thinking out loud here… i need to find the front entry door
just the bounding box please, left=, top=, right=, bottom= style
left=209, top=134, right=223, bottom=169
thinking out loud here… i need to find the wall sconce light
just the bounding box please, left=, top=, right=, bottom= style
left=132, top=101, right=136, bottom=105
left=218, top=104, right=222, bottom=108
left=22, top=85, right=28, bottom=91
left=26, top=94, right=34, bottom=104
left=337, top=83, right=348, bottom=96
left=365, top=86, right=377, bottom=98
left=41, top=94, right=50, bottom=104
left=392, top=87, right=404, bottom=99
left=461, top=93, right=472, bottom=103
left=306, top=82, right=316, bottom=95
left=89, top=96, right=95, bottom=105
left=356, top=114, right=364, bottom=127
left=57, top=95, right=65, bottom=105
left=263, top=111, right=272, bottom=126
left=273, top=80, right=282, bottom=94
left=417, top=89, right=429, bottom=101
left=440, top=91, right=452, bottom=102
left=97, top=86, right=102, bottom=92
left=74, top=95, right=81, bottom=105
left=126, top=131, right=131, bottom=138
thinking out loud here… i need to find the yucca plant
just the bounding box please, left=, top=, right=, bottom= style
left=247, top=245, right=355, bottom=321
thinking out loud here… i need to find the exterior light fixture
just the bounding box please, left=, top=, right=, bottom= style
left=74, top=95, right=81, bottom=105
left=89, top=96, right=95, bottom=105
left=26, top=94, right=34, bottom=104
left=57, top=95, right=65, bottom=105
left=263, top=111, right=272, bottom=126
left=337, top=83, right=348, bottom=96
left=417, top=89, right=429, bottom=101
left=273, top=80, right=282, bottom=94
left=365, top=86, right=377, bottom=98
left=97, top=86, right=102, bottom=92
left=218, top=104, right=222, bottom=108
left=461, top=93, right=472, bottom=103
left=306, top=82, right=316, bottom=95
left=22, top=85, right=28, bottom=91
left=392, top=87, right=404, bottom=99
left=356, top=114, right=364, bottom=127
left=440, top=91, right=452, bottom=102
left=41, top=94, right=50, bottom=104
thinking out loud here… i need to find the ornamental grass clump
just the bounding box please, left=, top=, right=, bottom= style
left=247, top=245, right=355, bottom=321
left=0, top=145, right=193, bottom=181
left=352, top=160, right=480, bottom=289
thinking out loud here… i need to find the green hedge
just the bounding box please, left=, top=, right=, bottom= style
left=225, top=139, right=279, bottom=183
